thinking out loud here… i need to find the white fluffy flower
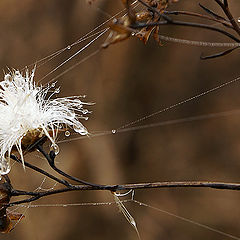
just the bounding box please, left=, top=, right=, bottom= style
left=0, top=68, right=89, bottom=175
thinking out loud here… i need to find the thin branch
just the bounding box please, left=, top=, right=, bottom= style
left=8, top=180, right=240, bottom=206
left=200, top=46, right=239, bottom=59
left=36, top=145, right=107, bottom=188
left=165, top=10, right=232, bottom=28
left=214, top=0, right=226, bottom=8
left=214, top=0, right=240, bottom=36
left=199, top=3, right=227, bottom=21
left=132, top=20, right=240, bottom=42
left=158, top=35, right=240, bottom=47
left=10, top=154, right=72, bottom=187
left=137, top=0, right=172, bottom=22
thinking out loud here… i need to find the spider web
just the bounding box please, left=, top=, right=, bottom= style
left=3, top=1, right=240, bottom=240
left=13, top=187, right=240, bottom=240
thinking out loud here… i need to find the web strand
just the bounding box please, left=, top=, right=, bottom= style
left=158, top=35, right=240, bottom=47
left=6, top=1, right=240, bottom=239
left=133, top=200, right=240, bottom=240
left=25, top=1, right=138, bottom=70
left=35, top=29, right=109, bottom=70
left=58, top=108, right=240, bottom=144
left=116, top=74, right=240, bottom=131
left=14, top=197, right=240, bottom=240
left=39, top=29, right=108, bottom=84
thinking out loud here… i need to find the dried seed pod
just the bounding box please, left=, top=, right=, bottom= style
left=0, top=178, right=12, bottom=233
left=0, top=69, right=89, bottom=174
left=0, top=177, right=24, bottom=233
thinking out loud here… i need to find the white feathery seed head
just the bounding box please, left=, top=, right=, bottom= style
left=0, top=68, right=90, bottom=176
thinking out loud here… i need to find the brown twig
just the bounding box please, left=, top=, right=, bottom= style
left=165, top=10, right=232, bottom=28
left=132, top=20, right=240, bottom=42
left=131, top=0, right=240, bottom=59
left=214, top=0, right=240, bottom=36
left=9, top=180, right=240, bottom=206
left=7, top=0, right=240, bottom=209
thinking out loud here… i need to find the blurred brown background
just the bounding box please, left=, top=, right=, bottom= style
left=1, top=0, right=240, bottom=239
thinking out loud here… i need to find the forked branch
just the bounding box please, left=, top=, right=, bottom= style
left=9, top=180, right=240, bottom=206
left=7, top=144, right=240, bottom=206
left=102, top=0, right=240, bottom=59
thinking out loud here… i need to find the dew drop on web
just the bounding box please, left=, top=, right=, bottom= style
left=74, top=98, right=81, bottom=104
left=65, top=130, right=70, bottom=137
left=112, top=129, right=116, bottom=134
left=73, top=125, right=88, bottom=135
left=4, top=74, right=12, bottom=81
left=82, top=109, right=89, bottom=114
left=238, top=17, right=240, bottom=23
left=54, top=88, right=60, bottom=94
left=0, top=159, right=11, bottom=176
left=67, top=45, right=71, bottom=50
left=51, top=144, right=60, bottom=155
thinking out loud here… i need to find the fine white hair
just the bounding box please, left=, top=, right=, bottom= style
left=0, top=68, right=90, bottom=175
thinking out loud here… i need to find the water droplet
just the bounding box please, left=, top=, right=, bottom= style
left=73, top=125, right=88, bottom=135
left=83, top=117, right=89, bottom=121
left=238, top=17, right=240, bottom=23
left=67, top=45, right=71, bottom=50
left=65, top=131, right=70, bottom=137
left=54, top=88, right=60, bottom=94
left=15, top=70, right=20, bottom=76
left=66, top=112, right=75, bottom=119
left=112, top=129, right=116, bottom=134
left=51, top=144, right=60, bottom=155
left=82, top=109, right=89, bottom=114
left=51, top=82, right=56, bottom=88
left=74, top=98, right=81, bottom=104
left=0, top=160, right=10, bottom=175
left=131, top=32, right=135, bottom=36
left=4, top=74, right=12, bottom=81
left=82, top=95, right=86, bottom=98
